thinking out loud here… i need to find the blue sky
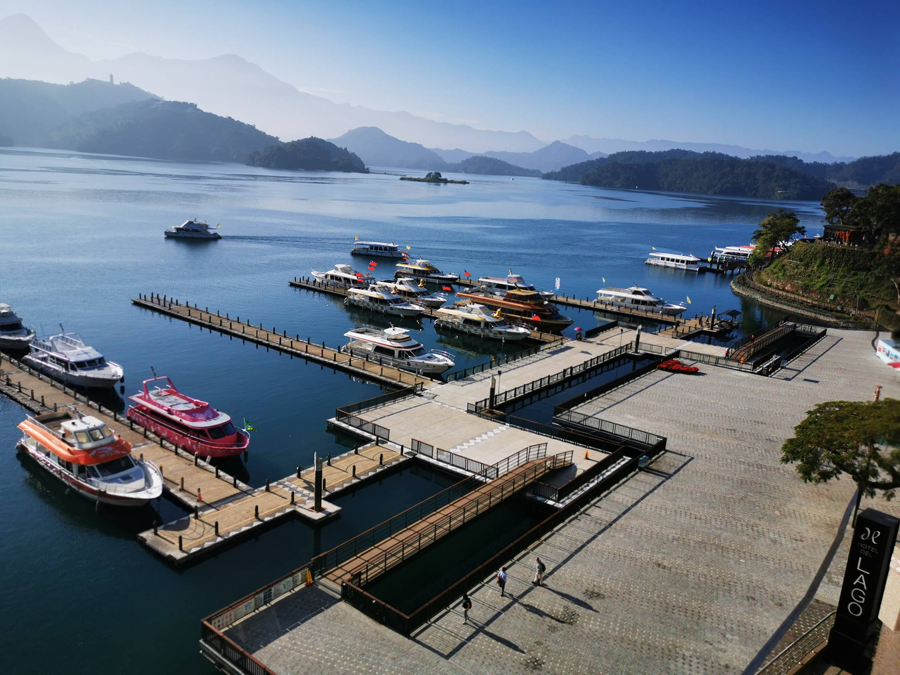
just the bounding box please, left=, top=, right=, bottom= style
left=2, top=0, right=897, bottom=156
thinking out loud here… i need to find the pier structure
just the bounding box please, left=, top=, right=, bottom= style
left=0, top=353, right=407, bottom=565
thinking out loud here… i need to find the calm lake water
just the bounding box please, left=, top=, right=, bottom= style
left=0, top=148, right=825, bottom=673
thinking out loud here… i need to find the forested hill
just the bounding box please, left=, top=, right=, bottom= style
left=544, top=150, right=835, bottom=200
left=758, top=152, right=900, bottom=189
left=47, top=99, right=280, bottom=162
left=450, top=156, right=540, bottom=177
left=0, top=78, right=156, bottom=146
left=247, top=138, right=367, bottom=172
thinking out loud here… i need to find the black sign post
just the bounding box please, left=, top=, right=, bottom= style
left=828, top=508, right=900, bottom=671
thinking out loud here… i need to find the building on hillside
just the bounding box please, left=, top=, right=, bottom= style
left=823, top=223, right=874, bottom=247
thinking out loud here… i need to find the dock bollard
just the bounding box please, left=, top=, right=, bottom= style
left=41, top=395, right=45, bottom=406
left=215, top=521, right=219, bottom=536
left=154, top=520, right=158, bottom=535
left=352, top=465, right=356, bottom=477
left=180, top=477, right=184, bottom=491
left=265, top=479, right=270, bottom=492
left=322, top=478, right=327, bottom=492
left=215, top=466, right=219, bottom=478
left=198, top=489, right=202, bottom=502
left=194, top=505, right=199, bottom=519
left=255, top=505, right=260, bottom=520
left=233, top=476, right=238, bottom=487
left=296, top=466, right=301, bottom=478
left=290, top=492, right=295, bottom=505
left=379, top=453, right=383, bottom=466
left=140, top=453, right=144, bottom=461
left=194, top=454, right=199, bottom=466
left=178, top=536, right=183, bottom=551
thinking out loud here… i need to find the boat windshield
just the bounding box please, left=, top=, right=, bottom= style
left=88, top=455, right=136, bottom=478
left=207, top=422, right=236, bottom=440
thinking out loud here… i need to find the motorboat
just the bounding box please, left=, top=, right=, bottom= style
left=394, top=259, right=459, bottom=283
left=644, top=252, right=701, bottom=271
left=311, top=263, right=375, bottom=289
left=23, top=333, right=124, bottom=388
left=0, top=303, right=35, bottom=349
left=126, top=376, right=250, bottom=458
left=435, top=303, right=532, bottom=341
left=164, top=219, right=222, bottom=240
left=474, top=271, right=554, bottom=299
left=344, top=287, right=425, bottom=317
left=340, top=326, right=455, bottom=375
left=456, top=288, right=573, bottom=333
left=17, top=410, right=163, bottom=507
left=596, top=286, right=686, bottom=316
left=709, top=245, right=754, bottom=263
left=351, top=240, right=409, bottom=259
left=376, top=278, right=446, bottom=308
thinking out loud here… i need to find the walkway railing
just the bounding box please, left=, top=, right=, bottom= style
left=554, top=409, right=666, bottom=450
left=756, top=611, right=836, bottom=675
left=532, top=447, right=631, bottom=502
left=338, top=383, right=423, bottom=416
left=443, top=338, right=565, bottom=382
left=310, top=444, right=550, bottom=578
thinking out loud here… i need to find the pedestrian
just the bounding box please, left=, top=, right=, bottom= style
left=462, top=592, right=472, bottom=624
left=497, top=566, right=508, bottom=597
left=532, top=557, right=546, bottom=586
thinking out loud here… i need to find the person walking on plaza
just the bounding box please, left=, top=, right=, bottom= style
left=462, top=592, right=472, bottom=624
left=497, top=566, right=508, bottom=597
left=532, top=557, right=546, bottom=586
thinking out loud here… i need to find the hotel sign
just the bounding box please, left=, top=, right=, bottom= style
left=830, top=509, right=900, bottom=651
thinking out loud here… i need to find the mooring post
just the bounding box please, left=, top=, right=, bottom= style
left=215, top=521, right=219, bottom=536
left=379, top=453, right=383, bottom=466
left=255, top=504, right=260, bottom=520
left=314, top=452, right=323, bottom=512
left=153, top=520, right=159, bottom=535
left=178, top=535, right=183, bottom=551
left=194, top=505, right=199, bottom=520
left=265, top=478, right=270, bottom=492
left=180, top=477, right=184, bottom=491
left=352, top=465, right=356, bottom=478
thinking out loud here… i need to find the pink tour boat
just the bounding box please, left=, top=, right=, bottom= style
left=126, top=376, right=250, bottom=458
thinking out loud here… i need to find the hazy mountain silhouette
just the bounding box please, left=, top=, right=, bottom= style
left=563, top=135, right=853, bottom=164
left=331, top=127, right=446, bottom=170
left=482, top=141, right=593, bottom=172
left=0, top=14, right=545, bottom=153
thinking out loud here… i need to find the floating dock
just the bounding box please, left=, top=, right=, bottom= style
left=0, top=353, right=408, bottom=565
left=131, top=294, right=436, bottom=389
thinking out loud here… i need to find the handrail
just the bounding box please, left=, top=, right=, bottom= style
left=443, top=338, right=564, bottom=382
left=554, top=409, right=666, bottom=449
left=337, top=383, right=422, bottom=417
left=756, top=611, right=836, bottom=675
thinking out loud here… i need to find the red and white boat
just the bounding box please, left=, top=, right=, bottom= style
left=17, top=410, right=163, bottom=507
left=126, top=376, right=250, bottom=458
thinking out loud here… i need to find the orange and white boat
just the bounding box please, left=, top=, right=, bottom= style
left=17, top=410, right=163, bottom=507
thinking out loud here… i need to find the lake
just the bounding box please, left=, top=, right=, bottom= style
left=0, top=148, right=824, bottom=673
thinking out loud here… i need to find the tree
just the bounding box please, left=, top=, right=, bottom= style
left=852, top=183, right=900, bottom=243
left=821, top=187, right=858, bottom=227
left=750, top=209, right=806, bottom=267
left=782, top=399, right=900, bottom=519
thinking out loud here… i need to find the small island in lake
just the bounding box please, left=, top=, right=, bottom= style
left=400, top=171, right=469, bottom=184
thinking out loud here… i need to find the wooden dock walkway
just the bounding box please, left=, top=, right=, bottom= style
left=0, top=353, right=407, bottom=565
left=656, top=316, right=737, bottom=340
left=131, top=294, right=435, bottom=389
left=324, top=455, right=563, bottom=585
left=287, top=277, right=560, bottom=344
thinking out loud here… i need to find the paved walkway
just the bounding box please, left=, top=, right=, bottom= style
left=227, top=329, right=900, bottom=674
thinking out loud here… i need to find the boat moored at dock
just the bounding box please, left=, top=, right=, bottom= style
left=596, top=286, right=686, bottom=316
left=376, top=278, right=447, bottom=308
left=164, top=219, right=222, bottom=240
left=311, top=263, right=376, bottom=289
left=17, top=410, right=163, bottom=507
left=0, top=303, right=35, bottom=350
left=474, top=271, right=554, bottom=299
left=351, top=240, right=409, bottom=259
left=435, top=303, right=532, bottom=341
left=394, top=259, right=459, bottom=283
left=456, top=288, right=573, bottom=333
left=126, top=376, right=250, bottom=458
left=23, top=333, right=124, bottom=388
left=344, top=287, right=425, bottom=317
left=341, top=326, right=455, bottom=374
left=645, top=252, right=701, bottom=271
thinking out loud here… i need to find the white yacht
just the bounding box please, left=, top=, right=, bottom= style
left=596, top=286, right=686, bottom=316
left=377, top=278, right=447, bottom=308
left=435, top=303, right=532, bottom=341
left=351, top=240, right=409, bottom=259
left=394, top=259, right=459, bottom=283
left=645, top=252, right=701, bottom=271
left=23, top=333, right=124, bottom=388
left=341, top=327, right=455, bottom=375
left=709, top=246, right=754, bottom=263
left=0, top=303, right=35, bottom=349
left=311, top=263, right=375, bottom=289
left=344, top=287, right=425, bottom=317
left=475, top=271, right=555, bottom=299
left=164, top=219, right=222, bottom=240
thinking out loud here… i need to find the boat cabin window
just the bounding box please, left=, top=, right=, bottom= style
left=207, top=422, right=236, bottom=440
left=75, top=431, right=91, bottom=444
left=373, top=346, right=395, bottom=357
left=88, top=456, right=136, bottom=478
left=88, top=426, right=112, bottom=441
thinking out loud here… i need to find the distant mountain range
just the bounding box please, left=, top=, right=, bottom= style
left=0, top=13, right=863, bottom=162
left=561, top=136, right=854, bottom=165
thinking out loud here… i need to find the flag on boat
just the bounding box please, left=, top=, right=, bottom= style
left=532, top=314, right=541, bottom=321
left=602, top=276, right=606, bottom=283
left=555, top=277, right=560, bottom=290
left=356, top=272, right=363, bottom=279
left=369, top=261, right=377, bottom=266
left=464, top=270, right=471, bottom=277
left=243, top=419, right=257, bottom=432
left=406, top=245, right=411, bottom=250
left=686, top=296, right=692, bottom=304
left=652, top=246, right=656, bottom=250
left=442, top=286, right=452, bottom=292
left=217, top=223, right=222, bottom=228
left=354, top=235, right=358, bottom=241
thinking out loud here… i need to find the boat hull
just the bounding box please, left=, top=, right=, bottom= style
left=341, top=345, right=452, bottom=375
left=344, top=297, right=423, bottom=317
left=17, top=440, right=161, bottom=507
left=0, top=332, right=35, bottom=349
left=434, top=320, right=530, bottom=342
left=351, top=249, right=407, bottom=259
left=126, top=407, right=250, bottom=458
left=22, top=356, right=123, bottom=388
left=644, top=259, right=700, bottom=272
left=164, top=231, right=221, bottom=240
